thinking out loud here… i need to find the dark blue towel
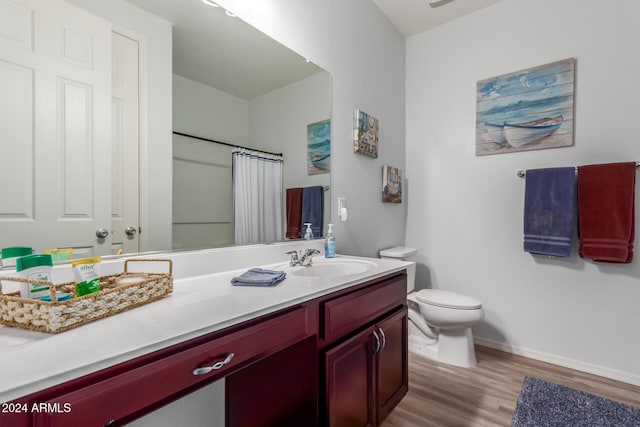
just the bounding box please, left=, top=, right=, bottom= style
left=231, top=268, right=286, bottom=287
left=301, top=186, right=324, bottom=238
left=523, top=167, right=575, bottom=257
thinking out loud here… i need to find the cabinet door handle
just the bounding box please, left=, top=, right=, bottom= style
left=378, top=327, right=386, bottom=351
left=192, top=352, right=235, bottom=376
left=372, top=330, right=381, bottom=354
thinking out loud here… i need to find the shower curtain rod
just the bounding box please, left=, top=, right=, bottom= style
left=173, top=131, right=283, bottom=157
left=516, top=162, right=640, bottom=178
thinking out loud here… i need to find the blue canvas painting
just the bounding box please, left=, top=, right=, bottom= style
left=476, top=58, right=575, bottom=155
left=307, top=119, right=330, bottom=175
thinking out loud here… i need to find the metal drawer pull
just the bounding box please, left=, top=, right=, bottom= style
left=372, top=330, right=381, bottom=354
left=192, top=352, right=235, bottom=376
left=378, top=327, right=386, bottom=351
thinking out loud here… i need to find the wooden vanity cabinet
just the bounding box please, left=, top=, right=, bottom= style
left=3, top=270, right=408, bottom=427
left=320, top=272, right=408, bottom=427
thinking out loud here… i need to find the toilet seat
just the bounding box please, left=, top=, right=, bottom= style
left=415, top=289, right=482, bottom=310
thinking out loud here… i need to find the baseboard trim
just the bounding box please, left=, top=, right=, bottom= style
left=474, top=337, right=640, bottom=387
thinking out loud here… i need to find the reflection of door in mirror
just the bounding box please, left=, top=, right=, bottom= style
left=111, top=31, right=140, bottom=255
left=0, top=0, right=141, bottom=259
left=0, top=0, right=111, bottom=258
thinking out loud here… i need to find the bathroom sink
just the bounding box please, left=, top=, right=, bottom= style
left=289, top=259, right=377, bottom=278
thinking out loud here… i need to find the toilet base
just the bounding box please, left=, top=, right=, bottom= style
left=438, top=327, right=477, bottom=368
left=408, top=327, right=477, bottom=368
left=408, top=334, right=438, bottom=360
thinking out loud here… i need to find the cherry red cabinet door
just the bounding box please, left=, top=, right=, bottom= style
left=324, top=326, right=375, bottom=427
left=226, top=336, right=318, bottom=427
left=375, top=307, right=408, bottom=425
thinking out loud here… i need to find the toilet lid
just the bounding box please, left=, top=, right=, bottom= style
left=415, top=289, right=482, bottom=310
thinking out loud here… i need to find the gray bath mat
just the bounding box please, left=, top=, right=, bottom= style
left=511, top=376, right=640, bottom=426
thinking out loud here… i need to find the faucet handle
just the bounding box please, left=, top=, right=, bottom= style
left=305, top=248, right=320, bottom=257
left=286, top=250, right=300, bottom=266
left=300, top=248, right=320, bottom=266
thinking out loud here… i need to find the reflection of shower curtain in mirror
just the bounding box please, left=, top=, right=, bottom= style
left=232, top=148, right=284, bottom=244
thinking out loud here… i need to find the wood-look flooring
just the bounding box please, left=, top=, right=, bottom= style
left=382, top=345, right=640, bottom=427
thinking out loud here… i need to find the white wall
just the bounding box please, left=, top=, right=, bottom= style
left=216, top=0, right=407, bottom=257
left=250, top=72, right=331, bottom=234
left=66, top=0, right=173, bottom=252
left=406, top=0, right=640, bottom=384
left=173, top=74, right=250, bottom=145
left=172, top=75, right=246, bottom=249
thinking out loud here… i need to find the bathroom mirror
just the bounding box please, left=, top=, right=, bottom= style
left=0, top=0, right=330, bottom=265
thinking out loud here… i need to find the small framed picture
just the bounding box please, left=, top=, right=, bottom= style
left=382, top=165, right=402, bottom=203
left=353, top=109, right=378, bottom=158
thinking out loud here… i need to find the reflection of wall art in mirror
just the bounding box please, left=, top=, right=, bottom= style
left=382, top=165, right=402, bottom=203
left=353, top=109, right=379, bottom=158
left=307, top=119, right=331, bottom=175
left=476, top=58, right=575, bottom=156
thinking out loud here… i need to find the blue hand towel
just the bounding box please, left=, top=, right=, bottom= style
left=301, top=186, right=324, bottom=238
left=523, top=167, right=575, bottom=257
left=231, top=268, right=286, bottom=287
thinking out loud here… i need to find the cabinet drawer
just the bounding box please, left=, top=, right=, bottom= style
left=322, top=274, right=406, bottom=344
left=33, top=306, right=310, bottom=427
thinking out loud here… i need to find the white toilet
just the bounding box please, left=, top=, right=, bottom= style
left=380, top=247, right=484, bottom=368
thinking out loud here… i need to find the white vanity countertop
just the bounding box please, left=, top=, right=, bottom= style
left=0, top=254, right=411, bottom=403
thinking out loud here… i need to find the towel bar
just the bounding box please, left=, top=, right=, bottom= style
left=516, top=162, right=640, bottom=178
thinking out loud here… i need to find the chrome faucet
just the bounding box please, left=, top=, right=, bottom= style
left=286, top=249, right=320, bottom=267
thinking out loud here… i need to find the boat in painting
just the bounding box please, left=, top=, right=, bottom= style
left=484, top=115, right=563, bottom=148
left=310, top=154, right=330, bottom=171
left=484, top=122, right=508, bottom=146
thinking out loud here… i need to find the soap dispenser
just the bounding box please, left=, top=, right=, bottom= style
left=303, top=223, right=314, bottom=240
left=324, top=224, right=336, bottom=258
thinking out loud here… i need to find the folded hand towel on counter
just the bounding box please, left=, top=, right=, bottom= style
left=231, top=268, right=287, bottom=287
left=301, top=186, right=324, bottom=238
left=286, top=188, right=303, bottom=239
left=577, top=162, right=636, bottom=263
left=523, top=167, right=576, bottom=257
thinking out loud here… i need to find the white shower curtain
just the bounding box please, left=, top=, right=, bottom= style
left=232, top=148, right=283, bottom=245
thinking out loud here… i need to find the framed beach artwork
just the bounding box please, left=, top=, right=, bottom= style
left=307, top=119, right=330, bottom=175
left=476, top=58, right=575, bottom=156
left=382, top=165, right=402, bottom=203
left=353, top=109, right=379, bottom=158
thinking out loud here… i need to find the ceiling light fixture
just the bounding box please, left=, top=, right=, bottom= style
left=429, top=0, right=455, bottom=8
left=201, top=0, right=221, bottom=7
left=225, top=10, right=237, bottom=17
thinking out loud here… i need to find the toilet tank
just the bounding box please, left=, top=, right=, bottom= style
left=379, top=247, right=417, bottom=293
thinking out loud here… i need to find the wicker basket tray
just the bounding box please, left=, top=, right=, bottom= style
left=0, top=259, right=173, bottom=333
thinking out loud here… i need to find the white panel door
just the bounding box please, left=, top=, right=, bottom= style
left=111, top=32, right=139, bottom=255
left=0, top=0, right=111, bottom=257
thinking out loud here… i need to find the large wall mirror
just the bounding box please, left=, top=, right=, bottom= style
left=128, top=0, right=332, bottom=251
left=0, top=0, right=330, bottom=264
left=128, top=0, right=331, bottom=249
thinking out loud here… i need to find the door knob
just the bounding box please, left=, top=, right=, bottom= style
left=96, top=228, right=109, bottom=238
left=125, top=226, right=137, bottom=236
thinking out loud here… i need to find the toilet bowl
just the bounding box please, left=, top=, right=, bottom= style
left=379, top=247, right=484, bottom=368
left=408, top=289, right=483, bottom=368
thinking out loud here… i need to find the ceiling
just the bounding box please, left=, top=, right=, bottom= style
left=372, top=0, right=504, bottom=37
left=123, top=0, right=503, bottom=98
left=125, top=0, right=323, bottom=100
